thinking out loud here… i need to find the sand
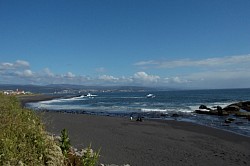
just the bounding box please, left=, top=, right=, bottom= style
left=40, top=112, right=250, bottom=166
left=20, top=96, right=250, bottom=166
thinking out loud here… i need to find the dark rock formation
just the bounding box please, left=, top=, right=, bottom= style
left=199, top=105, right=212, bottom=111
left=223, top=105, right=241, bottom=113
left=223, top=101, right=250, bottom=113
left=195, top=101, right=250, bottom=119
left=172, top=113, right=180, bottom=117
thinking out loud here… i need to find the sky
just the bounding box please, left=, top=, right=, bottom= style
left=1, top=0, right=250, bottom=89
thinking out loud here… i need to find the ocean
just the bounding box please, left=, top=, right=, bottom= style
left=26, top=89, right=250, bottom=137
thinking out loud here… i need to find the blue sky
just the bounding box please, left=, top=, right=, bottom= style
left=1, top=0, right=250, bottom=89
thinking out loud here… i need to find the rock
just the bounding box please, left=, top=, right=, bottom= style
left=216, top=106, right=222, bottom=110
left=227, top=118, right=235, bottom=121
left=195, top=110, right=210, bottom=115
left=241, top=101, right=250, bottom=111
left=172, top=113, right=179, bottom=117
left=217, top=108, right=223, bottom=116
left=224, top=119, right=232, bottom=124
left=223, top=101, right=250, bottom=113
left=195, top=109, right=229, bottom=116
left=223, top=105, right=240, bottom=113
left=234, top=112, right=250, bottom=117
left=199, top=105, right=212, bottom=111
left=160, top=113, right=167, bottom=117
left=224, top=118, right=235, bottom=124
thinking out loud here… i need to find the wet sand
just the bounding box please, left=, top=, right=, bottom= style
left=20, top=96, right=250, bottom=166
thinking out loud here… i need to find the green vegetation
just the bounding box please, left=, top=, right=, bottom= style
left=0, top=94, right=100, bottom=166
left=81, top=145, right=100, bottom=166
left=60, top=129, right=71, bottom=157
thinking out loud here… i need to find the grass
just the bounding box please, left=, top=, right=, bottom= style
left=0, top=94, right=100, bottom=166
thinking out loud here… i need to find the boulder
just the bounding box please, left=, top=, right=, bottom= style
left=195, top=109, right=211, bottom=115
left=195, top=109, right=229, bottom=116
left=172, top=113, right=180, bottom=117
left=241, top=101, right=250, bottom=111
left=227, top=118, right=235, bottom=121
left=223, top=105, right=240, bottom=113
left=224, top=119, right=232, bottom=124
left=234, top=111, right=250, bottom=117
left=224, top=101, right=250, bottom=112
left=199, top=105, right=212, bottom=111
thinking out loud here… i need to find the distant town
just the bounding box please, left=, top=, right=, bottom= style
left=1, top=89, right=32, bottom=95
left=0, top=84, right=157, bottom=96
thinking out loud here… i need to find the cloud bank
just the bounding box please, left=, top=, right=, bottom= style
left=1, top=54, right=250, bottom=89
left=134, top=54, right=250, bottom=68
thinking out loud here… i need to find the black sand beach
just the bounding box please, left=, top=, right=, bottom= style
left=21, top=96, right=250, bottom=166
left=40, top=112, right=249, bottom=166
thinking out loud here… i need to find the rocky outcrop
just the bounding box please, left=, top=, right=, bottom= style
left=195, top=101, right=250, bottom=119
left=195, top=104, right=229, bottom=116
left=195, top=109, right=229, bottom=116
left=223, top=101, right=250, bottom=113
left=223, top=105, right=241, bottom=113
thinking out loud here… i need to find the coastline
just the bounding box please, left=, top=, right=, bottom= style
left=20, top=96, right=250, bottom=165
left=17, top=94, right=65, bottom=107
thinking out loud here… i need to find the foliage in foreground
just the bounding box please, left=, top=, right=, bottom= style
left=0, top=94, right=100, bottom=166
left=59, top=129, right=100, bottom=166
left=0, top=94, right=65, bottom=165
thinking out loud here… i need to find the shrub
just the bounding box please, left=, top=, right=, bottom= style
left=60, top=129, right=71, bottom=157
left=81, top=144, right=100, bottom=166
left=0, top=94, right=100, bottom=166
left=0, top=94, right=64, bottom=165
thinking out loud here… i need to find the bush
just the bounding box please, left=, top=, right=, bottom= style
left=0, top=94, right=64, bottom=165
left=60, top=129, right=71, bottom=157
left=81, top=144, right=100, bottom=166
left=0, top=94, right=100, bottom=166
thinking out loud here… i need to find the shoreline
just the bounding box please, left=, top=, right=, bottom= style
left=17, top=94, right=67, bottom=107
left=20, top=95, right=250, bottom=165
left=21, top=94, right=250, bottom=138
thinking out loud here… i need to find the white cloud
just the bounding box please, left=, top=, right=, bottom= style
left=99, top=75, right=119, bottom=82
left=0, top=62, right=13, bottom=69
left=23, top=70, right=33, bottom=77
left=15, top=69, right=33, bottom=77
left=1, top=58, right=250, bottom=89
left=0, top=60, right=30, bottom=70
left=15, top=60, right=30, bottom=68
left=135, top=54, right=250, bottom=68
left=43, top=68, right=54, bottom=77
left=164, top=76, right=189, bottom=84
left=133, top=72, right=160, bottom=83
left=64, top=72, right=75, bottom=78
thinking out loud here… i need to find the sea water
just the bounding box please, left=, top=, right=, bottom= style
left=26, top=89, right=250, bottom=137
